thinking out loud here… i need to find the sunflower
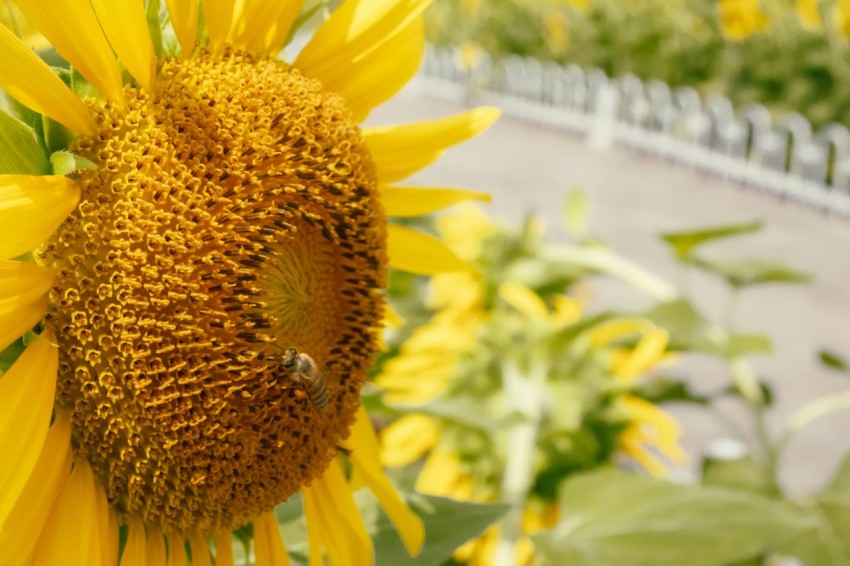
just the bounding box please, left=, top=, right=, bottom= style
left=0, top=0, right=499, bottom=563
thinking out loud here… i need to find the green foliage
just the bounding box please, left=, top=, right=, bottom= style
left=694, top=257, right=811, bottom=288
left=659, top=222, right=763, bottom=264
left=534, top=469, right=814, bottom=566
left=0, top=109, right=48, bottom=175
left=819, top=349, right=849, bottom=372
left=50, top=151, right=97, bottom=176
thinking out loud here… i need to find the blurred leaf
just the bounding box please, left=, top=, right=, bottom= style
left=659, top=222, right=762, bottom=263
left=563, top=187, right=590, bottom=239
left=723, top=333, right=772, bottom=357
left=722, top=381, right=774, bottom=408
left=636, top=376, right=710, bottom=405
left=701, top=454, right=776, bottom=497
left=644, top=299, right=707, bottom=351
left=819, top=350, right=849, bottom=373
left=0, top=110, right=48, bottom=175
left=370, top=494, right=509, bottom=566
left=693, top=257, right=811, bottom=289
left=534, top=469, right=814, bottom=566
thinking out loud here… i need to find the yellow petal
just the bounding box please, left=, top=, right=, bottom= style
left=388, top=225, right=471, bottom=274
left=253, top=510, right=290, bottom=566
left=302, top=459, right=373, bottom=566
left=165, top=0, right=199, bottom=56
left=119, top=518, right=147, bottom=566
left=613, top=327, right=669, bottom=380
left=0, top=25, right=93, bottom=134
left=342, top=406, right=426, bottom=556
left=416, top=450, right=473, bottom=499
left=213, top=530, right=235, bottom=566
left=295, top=0, right=431, bottom=79
left=499, top=282, right=548, bottom=320
left=587, top=319, right=650, bottom=347
left=0, top=331, right=57, bottom=526
left=0, top=410, right=72, bottom=563
left=94, top=478, right=119, bottom=566
left=228, top=0, right=304, bottom=55
left=166, top=536, right=188, bottom=566
left=13, top=0, right=124, bottom=103
left=0, top=260, right=53, bottom=349
left=146, top=527, right=168, bottom=566
left=91, top=0, right=156, bottom=89
left=384, top=300, right=405, bottom=328
left=305, top=14, right=425, bottom=122
left=550, top=295, right=581, bottom=325
left=262, top=0, right=305, bottom=55
left=364, top=107, right=500, bottom=184
left=379, top=413, right=440, bottom=468
left=31, top=459, right=100, bottom=566
left=202, top=0, right=236, bottom=52
left=189, top=534, right=212, bottom=566
left=0, top=175, right=80, bottom=260
left=381, top=186, right=491, bottom=218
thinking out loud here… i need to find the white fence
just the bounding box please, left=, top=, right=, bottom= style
left=414, top=46, right=850, bottom=216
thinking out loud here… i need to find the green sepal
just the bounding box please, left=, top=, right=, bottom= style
left=0, top=108, right=49, bottom=174
left=50, top=151, right=97, bottom=176
left=145, top=0, right=166, bottom=58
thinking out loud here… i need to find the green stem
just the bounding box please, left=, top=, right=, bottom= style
left=494, top=360, right=548, bottom=566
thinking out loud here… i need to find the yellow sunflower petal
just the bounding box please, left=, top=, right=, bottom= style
left=499, top=282, right=548, bottom=320
left=13, top=0, right=124, bottom=103
left=30, top=459, right=100, bottom=566
left=189, top=534, right=212, bottom=566
left=0, top=331, right=57, bottom=526
left=384, top=300, right=405, bottom=328
left=262, top=0, right=305, bottom=55
left=303, top=459, right=373, bottom=566
left=613, top=326, right=669, bottom=380
left=587, top=319, right=650, bottom=347
left=165, top=0, right=199, bottom=57
left=0, top=25, right=93, bottom=134
left=213, top=530, right=235, bottom=566
left=0, top=175, right=81, bottom=260
left=416, top=450, right=473, bottom=499
left=387, top=225, right=471, bottom=274
left=146, top=527, right=168, bottom=566
left=228, top=0, right=304, bottom=55
left=0, top=260, right=53, bottom=348
left=379, top=413, right=440, bottom=468
left=364, top=107, right=500, bottom=184
left=342, top=407, right=426, bottom=556
left=381, top=186, right=490, bottom=218
left=166, top=536, right=188, bottom=566
left=253, top=510, right=290, bottom=566
left=304, top=14, right=426, bottom=122
left=91, top=0, right=156, bottom=89
left=0, top=410, right=72, bottom=563
left=295, top=0, right=431, bottom=79
left=551, top=295, right=581, bottom=325
left=119, top=518, right=147, bottom=566
left=94, top=479, right=119, bottom=566
left=202, top=0, right=236, bottom=52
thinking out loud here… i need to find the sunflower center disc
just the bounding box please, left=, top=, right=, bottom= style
left=38, top=51, right=387, bottom=534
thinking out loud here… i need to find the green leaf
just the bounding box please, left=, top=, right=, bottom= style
left=693, top=257, right=811, bottom=289
left=0, top=110, right=49, bottom=174
left=50, top=151, right=97, bottom=176
left=534, top=469, right=813, bottom=566
left=724, top=333, right=773, bottom=357
left=701, top=454, right=777, bottom=497
left=371, top=494, right=509, bottom=566
left=563, top=187, right=590, bottom=239
left=636, top=377, right=710, bottom=406
left=819, top=350, right=849, bottom=373
left=145, top=0, right=166, bottom=58
left=42, top=116, right=75, bottom=155
left=659, top=222, right=762, bottom=263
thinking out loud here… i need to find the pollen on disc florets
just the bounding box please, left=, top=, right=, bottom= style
left=37, top=49, right=387, bottom=534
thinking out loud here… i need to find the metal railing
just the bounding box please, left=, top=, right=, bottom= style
left=413, top=46, right=850, bottom=216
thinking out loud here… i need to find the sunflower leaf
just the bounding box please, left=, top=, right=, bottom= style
left=659, top=222, right=762, bottom=263
left=0, top=109, right=49, bottom=175
left=534, top=469, right=814, bottom=566
left=369, top=493, right=509, bottom=566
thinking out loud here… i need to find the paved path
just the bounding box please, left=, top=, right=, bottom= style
left=369, top=89, right=850, bottom=495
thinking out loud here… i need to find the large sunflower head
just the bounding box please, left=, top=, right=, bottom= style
left=0, top=0, right=498, bottom=563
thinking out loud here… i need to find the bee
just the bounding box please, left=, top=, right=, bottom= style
left=278, top=348, right=330, bottom=411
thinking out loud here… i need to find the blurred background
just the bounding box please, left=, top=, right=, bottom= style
left=366, top=1, right=850, bottom=564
